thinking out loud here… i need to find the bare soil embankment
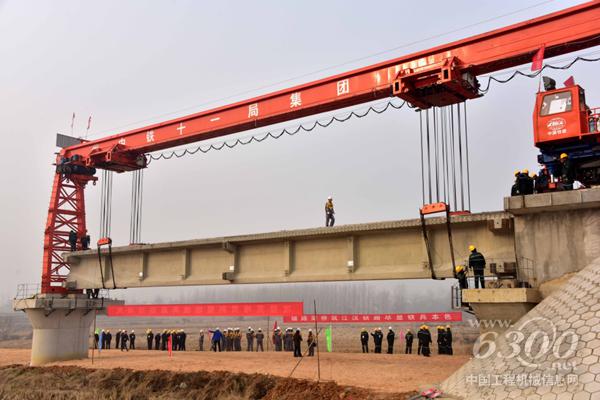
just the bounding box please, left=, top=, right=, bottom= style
left=0, top=364, right=417, bottom=400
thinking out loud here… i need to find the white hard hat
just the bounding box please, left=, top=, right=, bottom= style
left=389, top=326, right=393, bottom=330
left=328, top=196, right=332, bottom=200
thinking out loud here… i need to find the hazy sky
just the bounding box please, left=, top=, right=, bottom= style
left=1, top=0, right=598, bottom=303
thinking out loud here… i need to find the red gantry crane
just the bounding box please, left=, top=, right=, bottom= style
left=44, top=1, right=600, bottom=293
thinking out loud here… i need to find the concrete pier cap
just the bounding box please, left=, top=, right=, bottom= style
left=13, top=293, right=123, bottom=366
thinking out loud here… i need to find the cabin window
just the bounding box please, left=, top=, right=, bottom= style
left=540, top=91, right=572, bottom=116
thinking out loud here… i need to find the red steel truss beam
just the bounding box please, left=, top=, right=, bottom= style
left=61, top=1, right=600, bottom=171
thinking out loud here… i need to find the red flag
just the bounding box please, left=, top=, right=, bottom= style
left=531, top=45, right=545, bottom=71
left=563, top=76, right=575, bottom=87
left=167, top=335, right=172, bottom=357
left=273, top=320, right=278, bottom=331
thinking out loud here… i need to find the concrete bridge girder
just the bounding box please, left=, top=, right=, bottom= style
left=64, top=212, right=515, bottom=290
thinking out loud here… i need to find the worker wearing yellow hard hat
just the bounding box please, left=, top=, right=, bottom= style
left=455, top=264, right=468, bottom=289
left=468, top=245, right=486, bottom=288
left=557, top=152, right=575, bottom=190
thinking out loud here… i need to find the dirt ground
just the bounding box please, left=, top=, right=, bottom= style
left=0, top=364, right=419, bottom=400
left=0, top=348, right=469, bottom=394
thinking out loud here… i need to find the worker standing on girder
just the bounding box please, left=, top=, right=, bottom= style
left=360, top=328, right=369, bottom=353
left=455, top=265, right=468, bottom=290
left=325, top=196, right=335, bottom=227
left=556, top=153, right=575, bottom=190
left=404, top=329, right=413, bottom=354
left=535, top=166, right=551, bottom=193
left=68, top=230, right=78, bottom=251
left=517, top=170, right=534, bottom=195
left=468, top=245, right=486, bottom=289
left=510, top=170, right=521, bottom=196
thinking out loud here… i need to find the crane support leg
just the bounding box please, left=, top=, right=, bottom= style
left=42, top=173, right=95, bottom=294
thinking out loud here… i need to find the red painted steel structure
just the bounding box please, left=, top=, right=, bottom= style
left=43, top=1, right=600, bottom=293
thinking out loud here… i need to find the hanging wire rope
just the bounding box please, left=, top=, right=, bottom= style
left=130, top=169, right=144, bottom=244
left=146, top=100, right=408, bottom=163
left=419, top=103, right=472, bottom=212
left=478, top=49, right=600, bottom=94
left=99, top=170, right=113, bottom=239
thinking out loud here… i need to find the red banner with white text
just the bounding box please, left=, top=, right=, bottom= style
left=107, top=302, right=303, bottom=317
left=283, top=312, right=462, bottom=324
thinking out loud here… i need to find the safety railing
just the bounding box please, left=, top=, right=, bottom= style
left=14, top=283, right=40, bottom=300
left=588, top=107, right=600, bottom=134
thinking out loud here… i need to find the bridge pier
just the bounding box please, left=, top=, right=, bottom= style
left=13, top=294, right=123, bottom=366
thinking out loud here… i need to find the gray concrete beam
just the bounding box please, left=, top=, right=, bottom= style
left=64, top=212, right=516, bottom=290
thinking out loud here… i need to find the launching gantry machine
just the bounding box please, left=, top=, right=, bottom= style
left=17, top=1, right=600, bottom=365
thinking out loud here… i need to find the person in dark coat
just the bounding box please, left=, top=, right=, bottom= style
left=105, top=330, right=112, bottom=349
left=456, top=265, right=468, bottom=290
left=255, top=329, right=265, bottom=352
left=418, top=326, right=431, bottom=357
left=181, top=330, right=187, bottom=351
left=246, top=328, right=255, bottom=352
left=555, top=153, right=575, bottom=190
left=468, top=245, right=486, bottom=289
left=154, top=331, right=161, bottom=350
left=437, top=326, right=447, bottom=354
left=360, top=328, right=369, bottom=353
left=386, top=327, right=395, bottom=354
left=210, top=328, right=222, bottom=352
left=293, top=328, right=303, bottom=357
left=68, top=230, right=78, bottom=251
left=446, top=326, right=453, bottom=355
left=115, top=330, right=121, bottom=349
left=307, top=329, right=316, bottom=356
left=273, top=328, right=283, bottom=351
left=535, top=166, right=550, bottom=193
left=129, top=330, right=136, bottom=350
left=146, top=329, right=153, bottom=350
left=120, top=331, right=129, bottom=351
left=510, top=170, right=520, bottom=196
left=371, top=328, right=383, bottom=354
left=405, top=329, right=414, bottom=354
left=417, top=326, right=426, bottom=355
left=161, top=330, right=168, bottom=351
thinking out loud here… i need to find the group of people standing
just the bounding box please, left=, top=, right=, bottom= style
left=205, top=327, right=315, bottom=357
left=360, top=325, right=453, bottom=357
left=204, top=327, right=264, bottom=352
left=511, top=153, right=577, bottom=196
left=94, top=329, right=137, bottom=351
